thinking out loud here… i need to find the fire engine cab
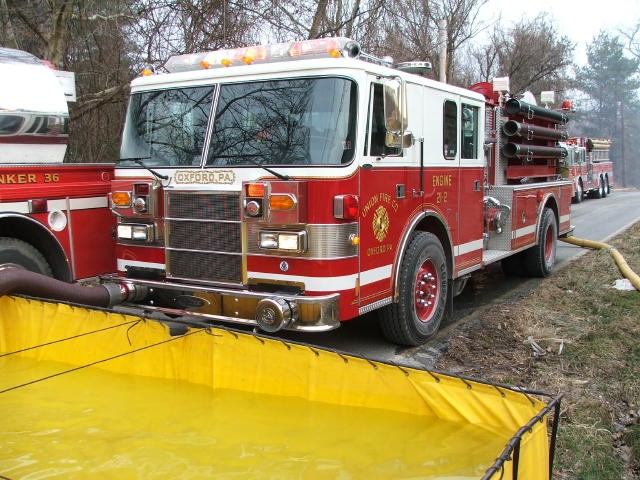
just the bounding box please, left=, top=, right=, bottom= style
left=105, top=38, right=572, bottom=345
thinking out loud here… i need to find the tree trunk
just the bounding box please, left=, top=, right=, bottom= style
left=308, top=0, right=329, bottom=39
left=0, top=0, right=19, bottom=49
left=46, top=0, right=74, bottom=66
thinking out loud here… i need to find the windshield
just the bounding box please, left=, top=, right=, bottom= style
left=120, top=86, right=214, bottom=167
left=120, top=78, right=357, bottom=168
left=206, top=77, right=356, bottom=166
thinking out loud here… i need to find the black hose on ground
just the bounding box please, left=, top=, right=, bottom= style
left=0, top=267, right=132, bottom=307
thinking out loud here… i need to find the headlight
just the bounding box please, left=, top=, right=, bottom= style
left=117, top=223, right=153, bottom=242
left=259, top=230, right=306, bottom=253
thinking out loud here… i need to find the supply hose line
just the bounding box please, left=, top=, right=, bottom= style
left=560, top=236, right=640, bottom=291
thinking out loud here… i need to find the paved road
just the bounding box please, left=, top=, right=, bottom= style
left=275, top=189, right=640, bottom=368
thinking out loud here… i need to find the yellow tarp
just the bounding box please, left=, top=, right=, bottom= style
left=0, top=296, right=556, bottom=479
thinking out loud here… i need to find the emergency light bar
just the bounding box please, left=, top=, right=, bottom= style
left=165, top=37, right=361, bottom=73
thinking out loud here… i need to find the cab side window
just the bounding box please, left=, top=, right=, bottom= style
left=443, top=100, right=457, bottom=159
left=369, top=83, right=401, bottom=157
left=461, top=104, right=479, bottom=159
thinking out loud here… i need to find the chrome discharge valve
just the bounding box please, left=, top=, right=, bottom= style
left=255, top=297, right=299, bottom=333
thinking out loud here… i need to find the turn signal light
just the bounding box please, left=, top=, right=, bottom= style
left=269, top=194, right=296, bottom=211
left=111, top=191, right=132, bottom=207
left=246, top=183, right=266, bottom=197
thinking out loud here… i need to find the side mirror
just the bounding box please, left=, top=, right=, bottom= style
left=383, top=78, right=408, bottom=134
left=385, top=131, right=414, bottom=149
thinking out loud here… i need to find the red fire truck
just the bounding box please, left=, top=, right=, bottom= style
left=562, top=137, right=613, bottom=202
left=0, top=47, right=115, bottom=281
left=102, top=38, right=572, bottom=345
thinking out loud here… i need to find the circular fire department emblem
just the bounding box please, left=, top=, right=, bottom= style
left=372, top=205, right=390, bottom=242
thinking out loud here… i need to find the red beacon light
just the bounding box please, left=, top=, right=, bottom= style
left=333, top=194, right=359, bottom=220
left=561, top=100, right=573, bottom=111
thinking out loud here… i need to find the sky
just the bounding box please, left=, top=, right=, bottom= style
left=480, top=0, right=640, bottom=64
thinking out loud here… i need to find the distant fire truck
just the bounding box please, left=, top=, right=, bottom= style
left=0, top=47, right=115, bottom=281
left=561, top=137, right=613, bottom=202
left=103, top=38, right=572, bottom=345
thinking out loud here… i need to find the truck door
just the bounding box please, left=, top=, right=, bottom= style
left=456, top=101, right=484, bottom=274
left=358, top=81, right=422, bottom=310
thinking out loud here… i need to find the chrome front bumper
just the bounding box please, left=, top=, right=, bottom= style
left=100, top=275, right=340, bottom=332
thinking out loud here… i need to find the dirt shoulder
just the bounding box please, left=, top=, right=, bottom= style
left=436, top=223, right=640, bottom=479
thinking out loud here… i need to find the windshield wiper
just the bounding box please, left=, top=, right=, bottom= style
left=211, top=155, right=289, bottom=181
left=119, top=157, right=169, bottom=181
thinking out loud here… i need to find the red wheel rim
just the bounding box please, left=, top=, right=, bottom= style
left=544, top=224, right=554, bottom=264
left=414, top=259, right=439, bottom=322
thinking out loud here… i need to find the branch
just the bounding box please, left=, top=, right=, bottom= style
left=6, top=0, right=47, bottom=44
left=70, top=84, right=130, bottom=121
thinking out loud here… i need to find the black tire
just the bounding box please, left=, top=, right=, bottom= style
left=592, top=180, right=603, bottom=199
left=378, top=232, right=448, bottom=346
left=523, top=208, right=557, bottom=277
left=0, top=237, right=52, bottom=276
left=605, top=176, right=611, bottom=195
left=572, top=180, right=583, bottom=204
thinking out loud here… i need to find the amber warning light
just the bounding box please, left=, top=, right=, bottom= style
left=165, top=37, right=361, bottom=73
left=245, top=183, right=266, bottom=198
left=111, top=191, right=132, bottom=207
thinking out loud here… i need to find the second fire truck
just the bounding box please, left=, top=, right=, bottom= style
left=103, top=38, right=573, bottom=345
left=562, top=137, right=613, bottom=202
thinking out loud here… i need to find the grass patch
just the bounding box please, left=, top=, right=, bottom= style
left=438, top=222, right=640, bottom=478
left=625, top=423, right=640, bottom=472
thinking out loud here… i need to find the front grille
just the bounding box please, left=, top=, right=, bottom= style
left=167, top=250, right=241, bottom=284
left=165, top=191, right=242, bottom=284
left=168, top=220, right=240, bottom=252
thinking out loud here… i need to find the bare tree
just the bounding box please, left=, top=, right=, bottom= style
left=485, top=14, right=574, bottom=97
left=428, top=0, right=489, bottom=84
left=378, top=0, right=489, bottom=85
left=245, top=0, right=385, bottom=42
left=0, top=0, right=19, bottom=48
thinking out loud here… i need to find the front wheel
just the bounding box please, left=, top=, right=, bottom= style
left=378, top=232, right=448, bottom=346
left=523, top=208, right=557, bottom=277
left=0, top=237, right=52, bottom=276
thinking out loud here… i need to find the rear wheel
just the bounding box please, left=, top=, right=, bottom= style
left=523, top=208, right=557, bottom=277
left=592, top=180, right=603, bottom=199
left=0, top=237, right=52, bottom=276
left=601, top=176, right=607, bottom=198
left=572, top=180, right=583, bottom=204
left=378, top=232, right=448, bottom=346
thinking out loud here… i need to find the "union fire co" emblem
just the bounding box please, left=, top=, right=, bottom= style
left=372, top=205, right=390, bottom=242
